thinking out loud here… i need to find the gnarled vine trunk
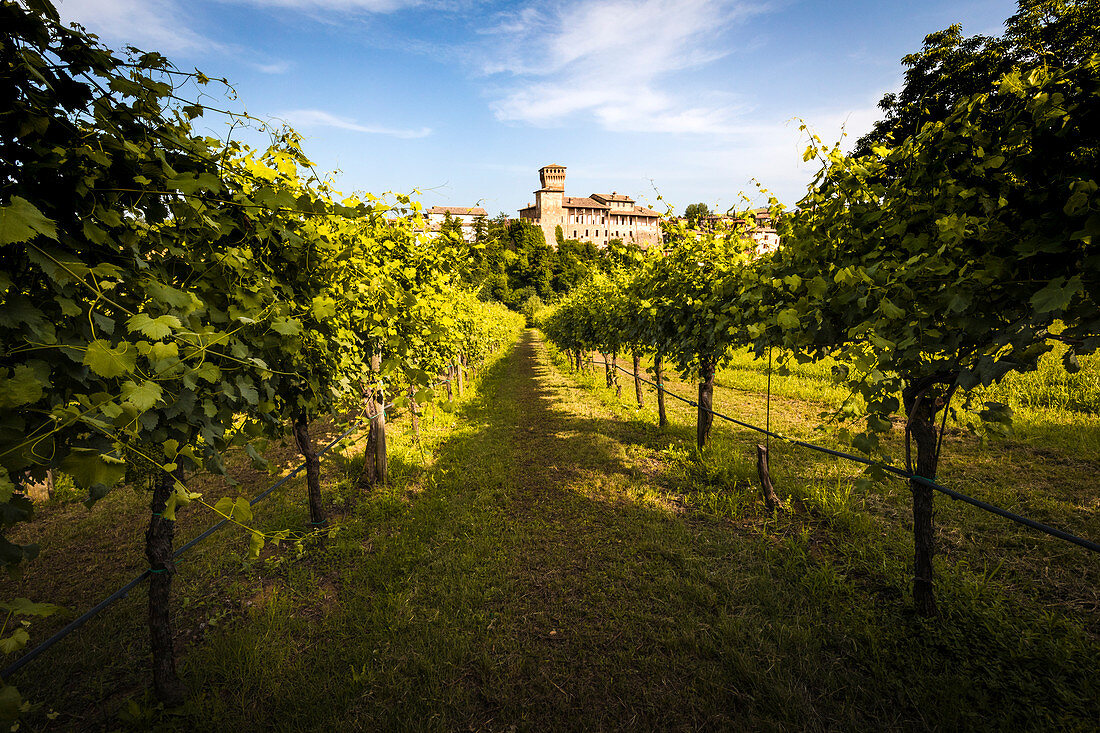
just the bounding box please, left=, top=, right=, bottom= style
left=655, top=354, right=667, bottom=428
left=360, top=358, right=388, bottom=488
left=408, top=385, right=420, bottom=442
left=632, top=351, right=643, bottom=408
left=612, top=353, right=621, bottom=398
left=903, top=378, right=944, bottom=618
left=146, top=470, right=185, bottom=706
left=293, top=412, right=325, bottom=528
left=697, top=357, right=715, bottom=450
left=601, top=352, right=613, bottom=388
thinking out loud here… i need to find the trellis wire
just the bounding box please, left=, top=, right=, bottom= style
left=2, top=416, right=373, bottom=680
left=606, top=361, right=1100, bottom=555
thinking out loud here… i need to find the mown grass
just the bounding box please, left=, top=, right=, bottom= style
left=716, top=344, right=1100, bottom=461
left=562, top=343, right=1099, bottom=727
left=3, top=331, right=1098, bottom=730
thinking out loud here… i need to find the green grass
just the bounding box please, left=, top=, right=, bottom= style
left=3, top=331, right=1098, bottom=730
left=716, top=344, right=1100, bottom=461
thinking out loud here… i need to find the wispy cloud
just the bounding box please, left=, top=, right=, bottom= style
left=57, top=0, right=219, bottom=54
left=251, top=59, right=293, bottom=74
left=477, top=0, right=767, bottom=134
left=276, top=109, right=431, bottom=138
left=225, top=0, right=429, bottom=11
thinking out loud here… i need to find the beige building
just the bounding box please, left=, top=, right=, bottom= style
left=424, top=206, right=487, bottom=242
left=519, top=165, right=661, bottom=248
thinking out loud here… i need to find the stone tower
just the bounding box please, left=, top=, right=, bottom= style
left=535, top=164, right=566, bottom=245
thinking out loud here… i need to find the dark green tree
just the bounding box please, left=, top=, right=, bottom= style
left=684, top=202, right=712, bottom=226
left=553, top=239, right=599, bottom=292
left=506, top=220, right=554, bottom=299
left=854, top=0, right=1098, bottom=156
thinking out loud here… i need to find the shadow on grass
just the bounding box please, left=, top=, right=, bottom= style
left=168, top=332, right=1100, bottom=731
left=9, top=332, right=1100, bottom=731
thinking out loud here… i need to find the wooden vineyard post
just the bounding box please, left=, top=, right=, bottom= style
left=446, top=364, right=454, bottom=401
left=575, top=350, right=583, bottom=372
left=612, top=353, right=622, bottom=398
left=145, top=469, right=186, bottom=706
left=602, top=353, right=613, bottom=388
left=293, top=412, right=325, bottom=528
left=655, top=354, right=667, bottom=428
left=756, top=444, right=782, bottom=509
left=697, top=358, right=715, bottom=450
left=632, top=351, right=643, bottom=409
left=457, top=355, right=466, bottom=397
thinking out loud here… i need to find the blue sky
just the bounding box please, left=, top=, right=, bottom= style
left=57, top=0, right=1018, bottom=217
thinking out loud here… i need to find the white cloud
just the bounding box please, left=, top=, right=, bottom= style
left=275, top=109, right=431, bottom=138
left=57, top=0, right=218, bottom=54
left=224, top=0, right=428, bottom=11
left=252, top=60, right=293, bottom=74
left=479, top=0, right=767, bottom=134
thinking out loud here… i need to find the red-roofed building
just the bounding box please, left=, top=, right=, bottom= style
left=518, top=165, right=661, bottom=248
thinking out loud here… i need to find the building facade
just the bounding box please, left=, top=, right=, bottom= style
left=424, top=206, right=487, bottom=242
left=518, top=165, right=661, bottom=248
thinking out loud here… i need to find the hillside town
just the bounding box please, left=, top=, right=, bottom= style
left=425, top=164, right=780, bottom=253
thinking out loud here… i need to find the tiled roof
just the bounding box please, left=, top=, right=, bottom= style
left=561, top=196, right=660, bottom=217
left=592, top=192, right=634, bottom=203
left=563, top=196, right=606, bottom=209
left=426, top=206, right=487, bottom=216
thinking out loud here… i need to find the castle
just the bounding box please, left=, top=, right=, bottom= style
left=518, top=165, right=661, bottom=248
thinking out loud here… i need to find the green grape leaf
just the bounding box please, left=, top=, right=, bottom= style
left=122, top=379, right=163, bottom=411
left=83, top=340, right=137, bottom=378
left=0, top=598, right=60, bottom=617
left=0, top=628, right=30, bottom=655
left=127, top=313, right=181, bottom=340
left=248, top=531, right=264, bottom=560
left=1030, top=275, right=1081, bottom=314
left=60, top=449, right=126, bottom=491
left=271, top=318, right=302, bottom=336
left=0, top=196, right=57, bottom=245
left=776, top=309, right=800, bottom=331
left=232, top=498, right=253, bottom=523
left=0, top=366, right=46, bottom=409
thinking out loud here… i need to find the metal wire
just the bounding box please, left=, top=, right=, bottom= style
left=2, top=417, right=371, bottom=680
left=609, top=362, right=1100, bottom=555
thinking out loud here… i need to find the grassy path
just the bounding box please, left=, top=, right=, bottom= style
left=185, top=329, right=764, bottom=729
left=9, top=329, right=1099, bottom=730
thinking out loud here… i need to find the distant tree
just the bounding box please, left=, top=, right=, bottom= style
left=555, top=224, right=565, bottom=247
left=469, top=213, right=508, bottom=300
left=684, top=203, right=712, bottom=226
left=600, top=239, right=643, bottom=273
left=506, top=220, right=554, bottom=299
left=554, top=239, right=599, bottom=292
left=440, top=212, right=464, bottom=240
left=520, top=293, right=546, bottom=326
